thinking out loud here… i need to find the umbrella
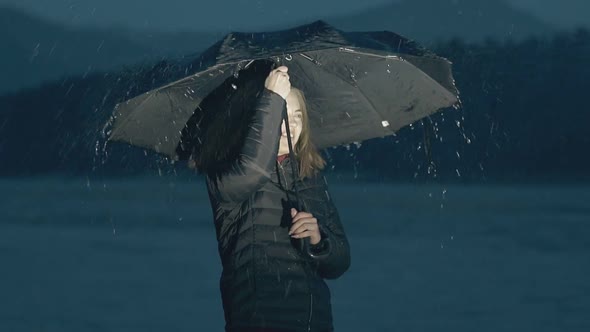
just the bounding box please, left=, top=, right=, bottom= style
left=105, top=20, right=460, bottom=254
left=106, top=20, right=459, bottom=159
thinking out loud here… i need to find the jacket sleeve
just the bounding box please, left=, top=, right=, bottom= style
left=207, top=88, right=286, bottom=208
left=308, top=176, right=351, bottom=280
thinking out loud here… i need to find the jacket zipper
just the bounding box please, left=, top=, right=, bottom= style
left=277, top=160, right=313, bottom=332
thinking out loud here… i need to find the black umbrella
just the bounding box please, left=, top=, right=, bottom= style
left=107, top=20, right=459, bottom=159
left=105, top=20, right=460, bottom=253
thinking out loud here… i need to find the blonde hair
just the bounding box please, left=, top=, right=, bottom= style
left=289, top=88, right=326, bottom=180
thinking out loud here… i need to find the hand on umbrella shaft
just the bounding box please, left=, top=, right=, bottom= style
left=288, top=208, right=321, bottom=245
left=264, top=66, right=291, bottom=100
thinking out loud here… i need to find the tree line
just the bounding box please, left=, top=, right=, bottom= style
left=0, top=28, right=588, bottom=183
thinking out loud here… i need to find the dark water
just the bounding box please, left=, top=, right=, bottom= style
left=1, top=176, right=589, bottom=331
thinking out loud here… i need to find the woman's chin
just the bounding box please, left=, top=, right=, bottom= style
left=278, top=140, right=298, bottom=155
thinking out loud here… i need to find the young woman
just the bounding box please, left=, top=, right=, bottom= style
left=192, top=65, right=351, bottom=331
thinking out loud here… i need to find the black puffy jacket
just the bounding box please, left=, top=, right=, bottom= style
left=205, top=88, right=351, bottom=332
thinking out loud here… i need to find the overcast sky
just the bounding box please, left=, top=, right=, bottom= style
left=1, top=0, right=589, bottom=32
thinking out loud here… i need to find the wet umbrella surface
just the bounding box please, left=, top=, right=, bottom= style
left=106, top=20, right=460, bottom=160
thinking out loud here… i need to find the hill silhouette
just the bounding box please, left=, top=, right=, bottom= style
left=327, top=0, right=556, bottom=46
left=0, top=6, right=220, bottom=95
left=1, top=1, right=564, bottom=94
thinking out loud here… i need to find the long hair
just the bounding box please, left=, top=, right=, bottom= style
left=289, top=88, right=326, bottom=180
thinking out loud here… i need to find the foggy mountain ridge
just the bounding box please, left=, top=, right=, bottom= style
left=1, top=0, right=563, bottom=95
left=326, top=0, right=557, bottom=46
left=0, top=6, right=220, bottom=95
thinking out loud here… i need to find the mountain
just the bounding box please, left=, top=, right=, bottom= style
left=0, top=6, right=220, bottom=95
left=325, top=0, right=557, bottom=46
left=0, top=0, right=562, bottom=95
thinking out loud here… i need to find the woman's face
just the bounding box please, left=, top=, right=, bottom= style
left=278, top=91, right=303, bottom=155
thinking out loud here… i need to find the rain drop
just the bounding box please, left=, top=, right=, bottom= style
left=29, top=43, right=40, bottom=62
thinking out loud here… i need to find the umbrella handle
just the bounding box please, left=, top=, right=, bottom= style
left=283, top=101, right=311, bottom=256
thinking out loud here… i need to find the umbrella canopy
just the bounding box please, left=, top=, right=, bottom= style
left=106, top=20, right=459, bottom=160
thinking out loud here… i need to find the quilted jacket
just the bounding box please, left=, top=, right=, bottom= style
left=205, top=88, right=351, bottom=332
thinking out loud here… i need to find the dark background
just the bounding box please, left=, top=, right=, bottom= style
left=0, top=3, right=588, bottom=183
left=1, top=2, right=589, bottom=332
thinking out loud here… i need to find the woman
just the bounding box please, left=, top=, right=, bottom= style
left=192, top=64, right=351, bottom=331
